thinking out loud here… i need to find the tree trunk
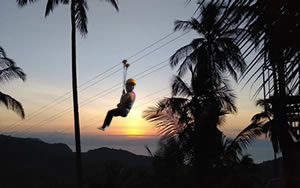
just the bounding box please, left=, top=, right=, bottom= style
left=71, top=1, right=83, bottom=188
left=274, top=151, right=277, bottom=178
left=275, top=46, right=293, bottom=187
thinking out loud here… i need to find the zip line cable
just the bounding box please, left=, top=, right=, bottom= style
left=45, top=89, right=172, bottom=142
left=122, top=60, right=129, bottom=93
left=13, top=59, right=170, bottom=137
left=3, top=32, right=187, bottom=134
left=76, top=31, right=188, bottom=95
left=18, top=63, right=170, bottom=137
left=25, top=6, right=266, bottom=141
left=45, top=82, right=182, bottom=143
left=8, top=31, right=189, bottom=136
left=79, top=59, right=169, bottom=107
left=16, top=55, right=170, bottom=136
left=76, top=32, right=187, bottom=95
left=1, top=31, right=188, bottom=133
left=44, top=85, right=171, bottom=141
left=1, top=31, right=177, bottom=132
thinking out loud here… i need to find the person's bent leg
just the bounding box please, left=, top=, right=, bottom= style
left=102, top=109, right=116, bottom=128
left=100, top=108, right=127, bottom=130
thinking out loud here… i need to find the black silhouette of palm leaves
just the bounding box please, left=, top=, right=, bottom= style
left=143, top=98, right=257, bottom=168
left=143, top=2, right=249, bottom=171
left=245, top=99, right=281, bottom=158
left=170, top=2, right=246, bottom=85
left=17, top=0, right=118, bottom=36
left=0, top=47, right=26, bottom=119
left=238, top=0, right=300, bottom=97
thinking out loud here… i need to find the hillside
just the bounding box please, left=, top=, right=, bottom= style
left=0, top=134, right=291, bottom=188
left=0, top=134, right=152, bottom=187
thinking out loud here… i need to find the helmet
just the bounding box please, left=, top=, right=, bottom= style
left=126, top=78, right=136, bottom=85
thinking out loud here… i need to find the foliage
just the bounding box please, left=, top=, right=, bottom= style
left=0, top=46, right=26, bottom=118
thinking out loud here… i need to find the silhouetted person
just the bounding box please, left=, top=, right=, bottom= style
left=98, top=78, right=136, bottom=131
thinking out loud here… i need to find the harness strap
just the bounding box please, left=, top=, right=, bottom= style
left=122, top=60, right=130, bottom=94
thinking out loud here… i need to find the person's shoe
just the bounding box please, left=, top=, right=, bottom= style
left=98, top=127, right=105, bottom=131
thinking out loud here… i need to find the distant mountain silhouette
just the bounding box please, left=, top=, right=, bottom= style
left=84, top=147, right=151, bottom=167
left=257, top=157, right=284, bottom=178
left=0, top=134, right=152, bottom=187
left=0, top=134, right=151, bottom=166
left=1, top=134, right=290, bottom=188
left=0, top=134, right=72, bottom=153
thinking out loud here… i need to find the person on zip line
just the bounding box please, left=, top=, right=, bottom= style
left=98, top=60, right=136, bottom=131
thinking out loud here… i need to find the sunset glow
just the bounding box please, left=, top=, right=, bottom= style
left=0, top=0, right=260, bottom=154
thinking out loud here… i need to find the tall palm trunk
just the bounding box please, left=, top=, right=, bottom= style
left=71, top=1, right=83, bottom=188
left=277, top=58, right=293, bottom=182
left=273, top=46, right=293, bottom=185
left=274, top=152, right=277, bottom=178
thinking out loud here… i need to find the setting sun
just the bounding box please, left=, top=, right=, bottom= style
left=125, top=128, right=144, bottom=135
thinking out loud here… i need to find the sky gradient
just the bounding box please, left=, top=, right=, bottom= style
left=0, top=0, right=269, bottom=162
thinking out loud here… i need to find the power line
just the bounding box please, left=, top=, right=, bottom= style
left=13, top=58, right=170, bottom=137
left=1, top=31, right=187, bottom=133
left=45, top=89, right=171, bottom=143
left=44, top=87, right=171, bottom=141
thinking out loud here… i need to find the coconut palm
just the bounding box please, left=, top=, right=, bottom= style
left=143, top=94, right=260, bottom=187
left=238, top=98, right=281, bottom=178
left=16, top=1, right=118, bottom=187
left=166, top=1, right=245, bottom=172
left=0, top=46, right=26, bottom=119
left=194, top=0, right=300, bottom=180
left=251, top=100, right=280, bottom=160
left=233, top=0, right=300, bottom=179
left=170, top=1, right=246, bottom=90
left=143, top=71, right=237, bottom=171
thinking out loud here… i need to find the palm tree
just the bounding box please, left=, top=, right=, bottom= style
left=16, top=1, right=119, bottom=187
left=0, top=46, right=26, bottom=119
left=193, top=0, right=300, bottom=180
left=143, top=72, right=238, bottom=176
left=170, top=2, right=246, bottom=90
left=193, top=0, right=300, bottom=182
left=239, top=99, right=281, bottom=178
left=143, top=93, right=261, bottom=187
left=169, top=1, right=246, bottom=172
left=233, top=0, right=300, bottom=180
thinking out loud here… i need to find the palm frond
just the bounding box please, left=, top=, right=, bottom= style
left=177, top=56, right=193, bottom=77
left=221, top=136, right=241, bottom=165
left=214, top=84, right=237, bottom=113
left=45, top=0, right=69, bottom=16
left=104, top=0, right=119, bottom=11
left=172, top=76, right=193, bottom=97
left=16, top=0, right=39, bottom=7
left=143, top=105, right=184, bottom=138
left=0, top=47, right=16, bottom=68
left=231, top=121, right=264, bottom=152
left=0, top=66, right=26, bottom=83
left=0, top=49, right=26, bottom=83
left=0, top=91, right=25, bottom=119
left=145, top=145, right=154, bottom=157
left=251, top=112, right=269, bottom=122
left=174, top=20, right=194, bottom=32
left=75, top=0, right=88, bottom=36
left=169, top=43, right=195, bottom=68
left=0, top=46, right=7, bottom=57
